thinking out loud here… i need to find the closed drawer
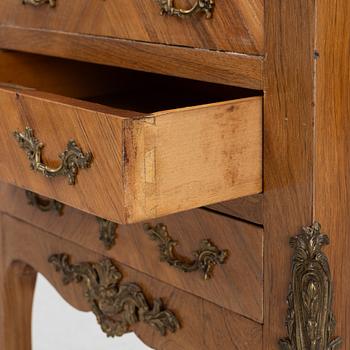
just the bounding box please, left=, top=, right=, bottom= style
left=0, top=0, right=264, bottom=55
left=0, top=54, right=262, bottom=224
left=3, top=214, right=263, bottom=349
left=0, top=183, right=263, bottom=322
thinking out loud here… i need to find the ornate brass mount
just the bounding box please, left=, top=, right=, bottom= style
left=24, top=191, right=117, bottom=249
left=156, top=0, right=214, bottom=19
left=22, top=0, right=56, bottom=7
left=279, top=222, right=342, bottom=350
left=97, top=218, right=118, bottom=250
left=49, top=254, right=180, bottom=337
left=14, top=127, right=92, bottom=185
left=26, top=190, right=64, bottom=215
left=143, top=223, right=228, bottom=280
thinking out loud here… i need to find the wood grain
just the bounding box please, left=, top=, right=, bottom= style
left=314, top=0, right=350, bottom=346
left=0, top=215, right=37, bottom=350
left=0, top=0, right=263, bottom=54
left=0, top=214, right=263, bottom=350
left=263, top=0, right=315, bottom=347
left=0, top=182, right=264, bottom=323
left=0, top=27, right=264, bottom=90
left=206, top=194, right=263, bottom=225
left=0, top=86, right=262, bottom=224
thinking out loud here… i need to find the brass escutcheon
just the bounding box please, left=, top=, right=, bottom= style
left=96, top=217, right=118, bottom=250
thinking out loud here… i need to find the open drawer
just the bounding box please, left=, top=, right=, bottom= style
left=0, top=52, right=262, bottom=224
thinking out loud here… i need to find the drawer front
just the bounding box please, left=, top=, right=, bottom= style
left=0, top=183, right=264, bottom=323
left=3, top=214, right=263, bottom=349
left=0, top=0, right=264, bottom=55
left=0, top=84, right=262, bottom=224
left=206, top=194, right=263, bottom=225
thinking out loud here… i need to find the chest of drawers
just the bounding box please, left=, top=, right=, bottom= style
left=0, top=0, right=349, bottom=349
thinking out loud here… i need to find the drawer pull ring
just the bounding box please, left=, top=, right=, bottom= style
left=14, top=127, right=93, bottom=185
left=49, top=254, right=180, bottom=337
left=144, top=223, right=228, bottom=280
left=22, top=0, right=56, bottom=7
left=26, top=190, right=64, bottom=215
left=279, top=222, right=342, bottom=350
left=157, top=0, right=214, bottom=19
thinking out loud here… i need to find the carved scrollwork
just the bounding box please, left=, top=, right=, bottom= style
left=156, top=0, right=214, bottom=19
left=22, top=0, right=56, bottom=7
left=279, top=222, right=342, bottom=350
left=25, top=190, right=64, bottom=215
left=143, top=223, right=228, bottom=280
left=48, top=254, right=180, bottom=337
left=14, top=127, right=92, bottom=185
left=96, top=218, right=118, bottom=250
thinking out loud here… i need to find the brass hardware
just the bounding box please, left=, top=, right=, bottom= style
left=49, top=254, right=180, bottom=337
left=96, top=218, right=118, bottom=250
left=279, top=222, right=342, bottom=350
left=143, top=223, right=228, bottom=280
left=156, top=0, right=214, bottom=19
left=24, top=191, right=116, bottom=249
left=26, top=190, right=64, bottom=215
left=22, top=0, right=56, bottom=7
left=14, top=127, right=92, bottom=185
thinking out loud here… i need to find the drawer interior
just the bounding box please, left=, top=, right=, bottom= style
left=0, top=51, right=261, bottom=113
left=0, top=50, right=262, bottom=223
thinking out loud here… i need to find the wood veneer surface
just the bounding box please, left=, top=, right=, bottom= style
left=0, top=182, right=264, bottom=323
left=0, top=214, right=263, bottom=350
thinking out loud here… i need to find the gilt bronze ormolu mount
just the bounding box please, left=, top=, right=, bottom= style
left=49, top=254, right=180, bottom=337
left=279, top=222, right=342, bottom=350
left=25, top=191, right=117, bottom=249
left=143, top=223, right=228, bottom=280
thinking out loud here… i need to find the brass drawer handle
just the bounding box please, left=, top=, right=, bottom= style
left=49, top=254, right=180, bottom=337
left=24, top=190, right=118, bottom=249
left=14, top=127, right=92, bottom=185
left=144, top=223, right=228, bottom=280
left=22, top=0, right=56, bottom=7
left=26, top=190, right=64, bottom=215
left=157, top=0, right=214, bottom=19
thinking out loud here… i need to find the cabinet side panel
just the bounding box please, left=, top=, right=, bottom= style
left=263, top=0, right=316, bottom=347
left=314, top=0, right=350, bottom=346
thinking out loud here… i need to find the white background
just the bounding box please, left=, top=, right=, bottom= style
left=32, top=274, right=152, bottom=350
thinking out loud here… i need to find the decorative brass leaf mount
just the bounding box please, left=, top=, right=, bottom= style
left=96, top=217, right=118, bottom=250
left=279, top=222, right=342, bottom=350
left=49, top=254, right=180, bottom=337
left=143, top=223, right=228, bottom=280
left=26, top=190, right=64, bottom=215
left=14, top=127, right=92, bottom=185
left=156, top=0, right=214, bottom=19
left=22, top=0, right=56, bottom=7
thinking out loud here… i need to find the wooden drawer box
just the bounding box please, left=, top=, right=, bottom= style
left=0, top=53, right=262, bottom=224
left=0, top=0, right=264, bottom=55
left=0, top=182, right=264, bottom=323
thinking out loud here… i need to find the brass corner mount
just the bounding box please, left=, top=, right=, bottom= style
left=279, top=222, right=342, bottom=350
